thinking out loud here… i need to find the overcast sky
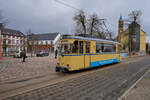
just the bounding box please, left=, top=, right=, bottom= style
left=0, top=0, right=150, bottom=41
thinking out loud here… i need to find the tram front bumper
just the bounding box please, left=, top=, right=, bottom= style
left=56, top=66, right=70, bottom=72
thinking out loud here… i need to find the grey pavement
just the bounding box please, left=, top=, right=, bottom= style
left=123, top=69, right=150, bottom=100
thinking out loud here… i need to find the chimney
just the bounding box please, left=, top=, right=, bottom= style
left=0, top=23, right=4, bottom=28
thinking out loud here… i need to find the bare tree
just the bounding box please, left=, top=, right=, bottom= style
left=26, top=29, right=34, bottom=56
left=73, top=11, right=114, bottom=39
left=73, top=10, right=87, bottom=35
left=106, top=31, right=114, bottom=39
left=88, top=13, right=103, bottom=36
left=128, top=10, right=142, bottom=24
left=97, top=31, right=106, bottom=39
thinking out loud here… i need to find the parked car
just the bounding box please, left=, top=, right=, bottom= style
left=36, top=52, right=49, bottom=57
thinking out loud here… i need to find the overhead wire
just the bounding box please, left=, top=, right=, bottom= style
left=54, top=0, right=113, bottom=36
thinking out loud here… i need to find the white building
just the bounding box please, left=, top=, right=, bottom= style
left=0, top=23, right=26, bottom=56
left=28, top=33, right=61, bottom=56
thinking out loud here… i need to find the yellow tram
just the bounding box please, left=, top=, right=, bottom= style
left=56, top=35, right=121, bottom=72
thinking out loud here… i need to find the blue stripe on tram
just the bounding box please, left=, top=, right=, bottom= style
left=90, top=58, right=118, bottom=68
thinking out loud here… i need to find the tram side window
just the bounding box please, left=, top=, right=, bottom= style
left=96, top=43, right=103, bottom=53
left=86, top=42, right=90, bottom=53
left=64, top=45, right=68, bottom=53
left=79, top=41, right=83, bottom=53
left=60, top=44, right=67, bottom=54
left=113, top=45, right=116, bottom=52
left=72, top=41, right=78, bottom=53
left=103, top=44, right=116, bottom=53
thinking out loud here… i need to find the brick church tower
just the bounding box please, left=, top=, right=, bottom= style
left=117, top=15, right=124, bottom=42
left=118, top=15, right=124, bottom=36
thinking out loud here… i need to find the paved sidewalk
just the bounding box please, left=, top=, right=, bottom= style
left=123, top=69, right=150, bottom=100
left=0, top=57, right=57, bottom=84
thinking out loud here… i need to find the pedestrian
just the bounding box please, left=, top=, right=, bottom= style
left=22, top=50, right=27, bottom=62
left=55, top=49, right=58, bottom=59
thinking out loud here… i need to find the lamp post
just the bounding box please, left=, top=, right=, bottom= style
left=0, top=30, right=2, bottom=59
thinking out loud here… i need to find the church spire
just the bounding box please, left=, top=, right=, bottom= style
left=118, top=14, right=124, bottom=38
left=119, top=14, right=123, bottom=21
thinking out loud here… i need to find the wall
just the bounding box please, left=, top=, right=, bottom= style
left=53, top=33, right=61, bottom=51
left=120, top=29, right=129, bottom=52
left=140, top=30, right=146, bottom=52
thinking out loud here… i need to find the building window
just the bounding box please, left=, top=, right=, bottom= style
left=43, top=41, right=45, bottom=45
left=42, top=48, right=46, bottom=52
left=3, top=39, right=6, bottom=44
left=12, top=39, right=15, bottom=44
left=16, top=40, right=19, bottom=45
left=29, top=41, right=32, bottom=45
left=34, top=41, right=37, bottom=45
left=51, top=47, right=54, bottom=52
left=47, top=41, right=50, bottom=44
left=46, top=41, right=48, bottom=45
left=3, top=47, right=6, bottom=53
left=33, top=48, right=36, bottom=53
left=38, top=48, right=40, bottom=52
left=40, top=41, right=43, bottom=45
left=3, top=35, right=6, bottom=38
left=8, top=39, right=11, bottom=44
left=36, top=41, right=38, bottom=45
left=48, top=48, right=50, bottom=52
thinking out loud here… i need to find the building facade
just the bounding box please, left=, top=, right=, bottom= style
left=117, top=15, right=146, bottom=54
left=0, top=23, right=26, bottom=56
left=28, top=33, right=61, bottom=56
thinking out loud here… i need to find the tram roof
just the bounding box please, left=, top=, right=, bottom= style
left=63, top=36, right=120, bottom=44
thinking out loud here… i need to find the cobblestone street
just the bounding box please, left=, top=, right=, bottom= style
left=0, top=57, right=57, bottom=84
left=0, top=56, right=150, bottom=100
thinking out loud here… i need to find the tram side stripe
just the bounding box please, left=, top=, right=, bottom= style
left=90, top=58, right=118, bottom=68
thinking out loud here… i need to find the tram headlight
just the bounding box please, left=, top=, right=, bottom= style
left=67, top=64, right=69, bottom=67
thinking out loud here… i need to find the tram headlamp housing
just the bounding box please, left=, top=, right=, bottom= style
left=67, top=64, right=69, bottom=67
left=57, top=63, right=60, bottom=65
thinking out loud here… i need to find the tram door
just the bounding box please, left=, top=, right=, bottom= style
left=84, top=42, right=91, bottom=68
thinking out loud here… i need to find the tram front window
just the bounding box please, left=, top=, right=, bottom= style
left=60, top=41, right=83, bottom=54
left=60, top=44, right=73, bottom=54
